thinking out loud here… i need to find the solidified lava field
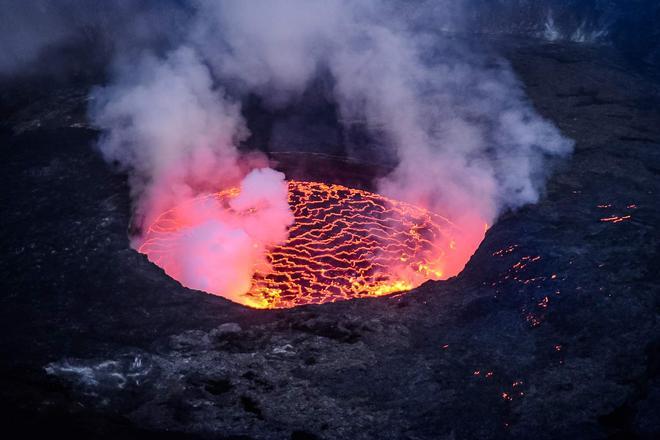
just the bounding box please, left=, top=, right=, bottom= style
left=140, top=181, right=465, bottom=308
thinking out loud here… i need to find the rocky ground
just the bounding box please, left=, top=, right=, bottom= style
left=1, top=39, right=659, bottom=439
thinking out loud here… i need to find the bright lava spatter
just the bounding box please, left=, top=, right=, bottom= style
left=140, top=181, right=462, bottom=309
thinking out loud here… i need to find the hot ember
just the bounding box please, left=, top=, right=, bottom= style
left=140, top=181, right=468, bottom=308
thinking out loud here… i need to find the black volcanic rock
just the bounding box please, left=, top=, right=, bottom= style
left=0, top=40, right=659, bottom=439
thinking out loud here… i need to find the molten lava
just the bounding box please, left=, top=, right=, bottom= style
left=140, top=181, right=471, bottom=308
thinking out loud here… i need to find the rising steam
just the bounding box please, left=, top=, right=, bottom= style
left=90, top=47, right=247, bottom=233
left=140, top=168, right=293, bottom=302
left=87, top=0, right=572, bottom=302
left=89, top=47, right=294, bottom=301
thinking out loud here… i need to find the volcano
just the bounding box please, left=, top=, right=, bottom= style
left=2, top=1, right=660, bottom=439
left=140, top=180, right=479, bottom=308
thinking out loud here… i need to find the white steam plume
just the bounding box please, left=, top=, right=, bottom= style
left=90, top=0, right=573, bottom=300
left=158, top=168, right=292, bottom=303
left=90, top=47, right=294, bottom=302
left=90, top=47, right=248, bottom=233
left=187, top=0, right=573, bottom=269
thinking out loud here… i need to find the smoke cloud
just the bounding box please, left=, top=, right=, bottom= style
left=64, top=0, right=573, bottom=302
left=90, top=47, right=248, bottom=232
left=89, top=46, right=295, bottom=302
left=147, top=168, right=293, bottom=303
left=183, top=0, right=574, bottom=267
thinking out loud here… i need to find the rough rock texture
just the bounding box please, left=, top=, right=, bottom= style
left=1, top=40, right=659, bottom=439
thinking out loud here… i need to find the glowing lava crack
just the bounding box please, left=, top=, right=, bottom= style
left=140, top=181, right=466, bottom=309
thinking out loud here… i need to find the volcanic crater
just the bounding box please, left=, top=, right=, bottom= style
left=1, top=36, right=659, bottom=440
left=140, top=176, right=473, bottom=309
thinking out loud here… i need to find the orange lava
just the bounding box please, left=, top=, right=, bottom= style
left=140, top=181, right=466, bottom=308
left=600, top=215, right=631, bottom=223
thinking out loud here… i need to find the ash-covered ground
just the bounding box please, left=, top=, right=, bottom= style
left=1, top=39, right=659, bottom=439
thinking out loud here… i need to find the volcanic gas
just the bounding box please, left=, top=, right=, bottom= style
left=140, top=180, right=476, bottom=308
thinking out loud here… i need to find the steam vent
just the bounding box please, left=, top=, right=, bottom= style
left=2, top=2, right=659, bottom=440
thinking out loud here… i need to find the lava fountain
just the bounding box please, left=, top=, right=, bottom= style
left=139, top=180, right=480, bottom=308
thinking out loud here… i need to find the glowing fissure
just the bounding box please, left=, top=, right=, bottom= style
left=140, top=181, right=480, bottom=309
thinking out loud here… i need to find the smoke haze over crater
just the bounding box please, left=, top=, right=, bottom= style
left=4, top=0, right=579, bottom=302
left=176, top=0, right=572, bottom=269
left=91, top=0, right=573, bottom=299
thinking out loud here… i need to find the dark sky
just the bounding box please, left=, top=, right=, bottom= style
left=1, top=0, right=658, bottom=80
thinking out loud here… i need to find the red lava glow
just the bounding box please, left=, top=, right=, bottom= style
left=140, top=180, right=477, bottom=309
